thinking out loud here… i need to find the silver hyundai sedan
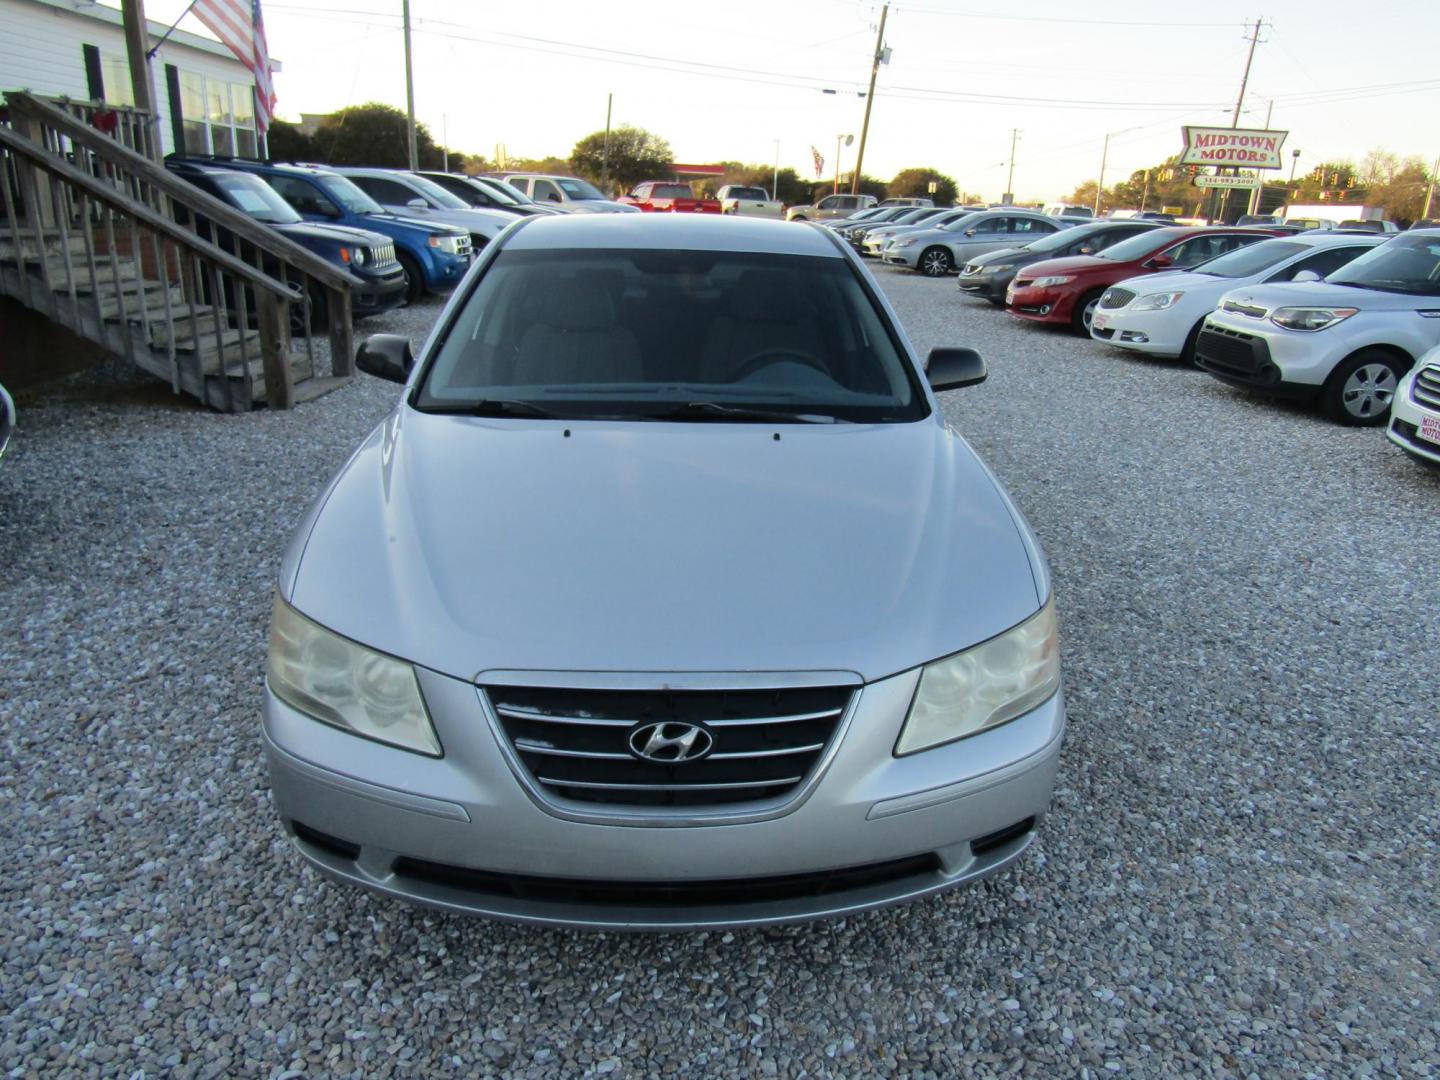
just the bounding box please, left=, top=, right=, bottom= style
left=264, top=214, right=1065, bottom=930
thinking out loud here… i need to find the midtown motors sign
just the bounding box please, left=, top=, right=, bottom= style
left=1179, top=127, right=1289, bottom=169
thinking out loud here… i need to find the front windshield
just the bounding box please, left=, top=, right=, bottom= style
left=1326, top=235, right=1440, bottom=294
left=557, top=177, right=606, bottom=200
left=890, top=208, right=932, bottom=224
left=406, top=174, right=470, bottom=209
left=1193, top=239, right=1307, bottom=277
left=471, top=176, right=528, bottom=205
left=416, top=249, right=926, bottom=423
left=212, top=174, right=300, bottom=223
left=1096, top=227, right=1183, bottom=261
left=940, top=213, right=981, bottom=232
left=1026, top=223, right=1111, bottom=254
left=317, top=175, right=384, bottom=214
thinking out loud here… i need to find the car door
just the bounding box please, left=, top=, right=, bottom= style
left=947, top=214, right=1011, bottom=257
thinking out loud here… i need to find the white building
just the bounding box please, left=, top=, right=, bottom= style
left=0, top=0, right=278, bottom=156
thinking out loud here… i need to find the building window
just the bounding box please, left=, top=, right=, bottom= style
left=102, top=55, right=135, bottom=107
left=175, top=70, right=258, bottom=156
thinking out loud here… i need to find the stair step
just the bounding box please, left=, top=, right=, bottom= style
left=146, top=306, right=228, bottom=346
left=93, top=284, right=184, bottom=319
left=0, top=234, right=89, bottom=261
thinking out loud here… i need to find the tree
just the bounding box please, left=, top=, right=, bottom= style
left=310, top=103, right=447, bottom=169
left=888, top=167, right=958, bottom=207
left=265, top=120, right=315, bottom=162
left=570, top=125, right=673, bottom=193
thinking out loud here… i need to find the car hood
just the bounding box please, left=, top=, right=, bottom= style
left=565, top=200, right=640, bottom=214
left=272, top=221, right=388, bottom=247
left=967, top=246, right=1029, bottom=267
left=1019, top=254, right=1116, bottom=277
left=362, top=212, right=467, bottom=237
left=407, top=206, right=514, bottom=234
left=1215, top=280, right=1437, bottom=314
left=288, top=412, right=1043, bottom=683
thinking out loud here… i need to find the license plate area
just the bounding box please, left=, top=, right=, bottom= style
left=1420, top=414, right=1440, bottom=446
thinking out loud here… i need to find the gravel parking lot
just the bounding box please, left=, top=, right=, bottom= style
left=2, top=264, right=1437, bottom=1078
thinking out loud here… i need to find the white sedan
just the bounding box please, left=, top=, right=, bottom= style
left=1089, top=232, right=1384, bottom=362
left=1387, top=349, right=1440, bottom=466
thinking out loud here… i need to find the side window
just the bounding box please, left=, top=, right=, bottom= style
left=1014, top=218, right=1058, bottom=234
left=1167, top=235, right=1229, bottom=267
left=970, top=216, right=1005, bottom=234
left=506, top=178, right=529, bottom=195
left=269, top=176, right=336, bottom=217
left=1268, top=246, right=1367, bottom=282
left=532, top=179, right=562, bottom=203
left=353, top=176, right=419, bottom=206
left=818, top=196, right=840, bottom=210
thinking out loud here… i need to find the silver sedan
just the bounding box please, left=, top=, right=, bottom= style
left=884, top=210, right=1068, bottom=276
left=264, top=215, right=1065, bottom=930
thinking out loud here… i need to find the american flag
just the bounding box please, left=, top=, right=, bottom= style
left=811, top=145, right=824, bottom=179
left=192, top=0, right=278, bottom=134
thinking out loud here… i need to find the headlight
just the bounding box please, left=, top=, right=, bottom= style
left=897, top=238, right=919, bottom=248
left=894, top=600, right=1060, bottom=756
left=267, top=595, right=442, bottom=756
left=1269, top=306, right=1358, bottom=331
left=1031, top=275, right=1074, bottom=288
left=427, top=234, right=463, bottom=253
left=1133, top=290, right=1183, bottom=310
left=352, top=246, right=368, bottom=267
left=987, top=263, right=1015, bottom=273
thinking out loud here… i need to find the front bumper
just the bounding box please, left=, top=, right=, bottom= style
left=263, top=666, right=1065, bottom=930
left=957, top=268, right=1014, bottom=301
left=1089, top=306, right=1188, bottom=356
left=1005, top=281, right=1075, bottom=324
left=351, top=266, right=406, bottom=317
left=1387, top=365, right=1440, bottom=464
left=883, top=248, right=920, bottom=268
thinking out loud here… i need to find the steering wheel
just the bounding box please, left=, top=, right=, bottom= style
left=730, top=348, right=830, bottom=382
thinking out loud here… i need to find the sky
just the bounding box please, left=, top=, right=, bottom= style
left=121, top=0, right=1440, bottom=201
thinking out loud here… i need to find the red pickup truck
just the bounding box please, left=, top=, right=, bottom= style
left=618, top=181, right=721, bottom=214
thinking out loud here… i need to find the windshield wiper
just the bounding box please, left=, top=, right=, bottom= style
left=417, top=399, right=562, bottom=418
left=642, top=401, right=841, bottom=424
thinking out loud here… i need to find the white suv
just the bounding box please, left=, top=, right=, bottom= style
left=1193, top=230, right=1440, bottom=425
left=1387, top=350, right=1440, bottom=465
left=1091, top=232, right=1383, bottom=362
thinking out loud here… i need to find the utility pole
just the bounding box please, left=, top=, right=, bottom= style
left=1214, top=17, right=1265, bottom=222
left=773, top=139, right=780, bottom=202
left=1005, top=128, right=1019, bottom=205
left=1093, top=132, right=1110, bottom=216
left=850, top=2, right=888, bottom=196
left=1140, top=169, right=1152, bottom=213
left=601, top=93, right=612, bottom=190
left=119, top=0, right=160, bottom=160
left=402, top=0, right=418, bottom=171
left=442, top=113, right=448, bottom=172
left=1423, top=155, right=1439, bottom=221
left=1246, top=98, right=1274, bottom=216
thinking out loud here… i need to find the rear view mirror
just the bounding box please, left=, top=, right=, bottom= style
left=1291, top=269, right=1322, bottom=283
left=925, top=347, right=987, bottom=391
left=356, top=334, right=415, bottom=384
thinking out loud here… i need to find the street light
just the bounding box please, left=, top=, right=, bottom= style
left=1289, top=148, right=1301, bottom=184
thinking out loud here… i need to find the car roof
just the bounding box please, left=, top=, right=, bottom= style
left=501, top=214, right=845, bottom=257
left=1287, top=230, right=1387, bottom=247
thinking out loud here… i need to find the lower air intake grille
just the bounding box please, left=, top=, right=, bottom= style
left=485, top=684, right=852, bottom=809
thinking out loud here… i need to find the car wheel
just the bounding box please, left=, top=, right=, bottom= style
left=919, top=247, right=952, bottom=277
left=790, top=213, right=808, bottom=222
left=1322, top=350, right=1408, bottom=426
left=397, top=251, right=425, bottom=305
left=1072, top=289, right=1104, bottom=335
left=987, top=296, right=1005, bottom=308
left=1180, top=318, right=1206, bottom=366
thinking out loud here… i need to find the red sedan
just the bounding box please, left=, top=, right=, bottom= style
left=1006, top=226, right=1280, bottom=334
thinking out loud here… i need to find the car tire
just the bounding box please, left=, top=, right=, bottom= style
left=919, top=247, right=952, bottom=277
left=790, top=213, right=808, bottom=222
left=1322, top=349, right=1408, bottom=426
left=1180, top=318, right=1206, bottom=366
left=1072, top=289, right=1104, bottom=335
left=987, top=296, right=1005, bottom=308
left=397, top=251, right=425, bottom=305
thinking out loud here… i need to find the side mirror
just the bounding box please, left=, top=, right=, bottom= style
left=925, top=347, right=987, bottom=391
left=964, top=227, right=977, bottom=236
left=356, top=334, right=415, bottom=384
left=1077, top=245, right=1095, bottom=255
left=1145, top=253, right=1174, bottom=269
left=546, top=192, right=562, bottom=203
left=406, top=197, right=428, bottom=209
left=318, top=201, right=343, bottom=219
left=1291, top=269, right=1322, bottom=283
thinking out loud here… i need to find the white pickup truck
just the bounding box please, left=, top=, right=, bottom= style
left=716, top=185, right=785, bottom=219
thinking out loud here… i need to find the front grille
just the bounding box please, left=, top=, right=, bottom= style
left=1413, top=365, right=1440, bottom=409
left=1195, top=326, right=1263, bottom=376
left=367, top=242, right=396, bottom=268
left=1100, top=287, right=1135, bottom=309
left=485, top=684, right=851, bottom=809
left=390, top=851, right=941, bottom=909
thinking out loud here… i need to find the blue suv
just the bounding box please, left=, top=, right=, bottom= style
left=186, top=159, right=474, bottom=303
left=165, top=159, right=405, bottom=321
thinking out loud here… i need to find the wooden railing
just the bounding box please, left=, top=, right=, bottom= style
left=0, top=92, right=359, bottom=409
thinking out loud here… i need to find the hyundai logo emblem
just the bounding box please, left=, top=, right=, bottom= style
left=628, top=721, right=714, bottom=764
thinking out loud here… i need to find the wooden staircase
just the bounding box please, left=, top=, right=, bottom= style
left=0, top=93, right=358, bottom=411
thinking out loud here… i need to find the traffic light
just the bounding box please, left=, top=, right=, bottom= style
left=1346, top=176, right=1355, bottom=189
